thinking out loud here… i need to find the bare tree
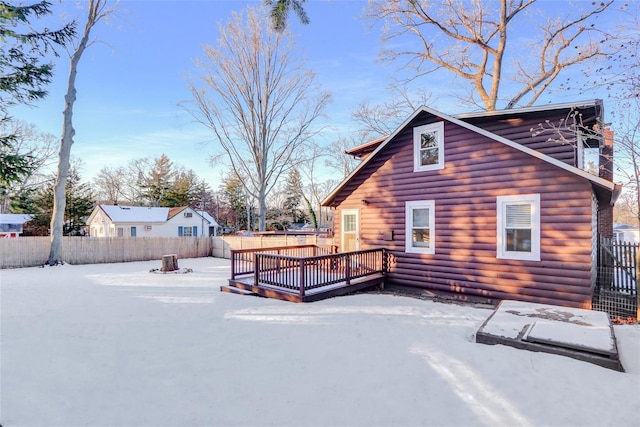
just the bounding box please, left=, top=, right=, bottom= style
left=366, top=0, right=618, bottom=111
left=186, top=6, right=330, bottom=231
left=48, top=0, right=115, bottom=265
left=0, top=120, right=57, bottom=212
left=93, top=165, right=127, bottom=204
left=352, top=84, right=433, bottom=139
left=612, top=99, right=640, bottom=230
left=324, top=137, right=361, bottom=180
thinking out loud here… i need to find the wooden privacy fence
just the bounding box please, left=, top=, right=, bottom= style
left=230, top=245, right=331, bottom=279
left=221, top=235, right=333, bottom=251
left=0, top=236, right=215, bottom=268
left=1, top=235, right=334, bottom=268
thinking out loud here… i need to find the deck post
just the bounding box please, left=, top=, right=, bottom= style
left=345, top=253, right=351, bottom=285
left=299, top=258, right=306, bottom=299
left=230, top=251, right=236, bottom=279
left=382, top=249, right=387, bottom=273
left=254, top=253, right=260, bottom=286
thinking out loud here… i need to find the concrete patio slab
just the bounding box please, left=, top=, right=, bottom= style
left=476, top=300, right=623, bottom=371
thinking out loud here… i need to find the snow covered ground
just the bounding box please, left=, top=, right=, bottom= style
left=1, top=257, right=638, bottom=427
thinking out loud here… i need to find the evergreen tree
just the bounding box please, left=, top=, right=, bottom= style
left=31, top=166, right=93, bottom=236
left=0, top=1, right=75, bottom=197
left=137, top=154, right=174, bottom=207
left=220, top=172, right=248, bottom=231
left=283, top=168, right=302, bottom=223
left=163, top=169, right=202, bottom=207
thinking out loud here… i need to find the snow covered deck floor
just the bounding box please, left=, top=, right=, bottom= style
left=476, top=301, right=624, bottom=371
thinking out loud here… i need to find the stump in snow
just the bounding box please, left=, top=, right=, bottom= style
left=161, top=254, right=179, bottom=272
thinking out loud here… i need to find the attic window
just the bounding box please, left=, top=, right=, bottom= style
left=414, top=121, right=445, bottom=172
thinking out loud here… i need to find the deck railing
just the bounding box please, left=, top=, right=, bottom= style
left=230, top=245, right=331, bottom=279
left=254, top=248, right=386, bottom=298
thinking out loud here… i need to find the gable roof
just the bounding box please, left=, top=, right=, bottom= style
left=0, top=214, right=32, bottom=224
left=197, top=210, right=219, bottom=227
left=98, top=205, right=170, bottom=223
left=342, top=100, right=604, bottom=158
left=168, top=206, right=189, bottom=220
left=322, top=104, right=615, bottom=207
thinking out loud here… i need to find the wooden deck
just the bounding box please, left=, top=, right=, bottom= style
left=221, top=245, right=387, bottom=302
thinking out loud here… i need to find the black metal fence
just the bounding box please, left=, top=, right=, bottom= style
left=594, top=237, right=638, bottom=320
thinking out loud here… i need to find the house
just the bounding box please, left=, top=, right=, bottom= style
left=87, top=205, right=218, bottom=237
left=322, top=100, right=618, bottom=309
left=0, top=214, right=33, bottom=237
left=613, top=223, right=639, bottom=243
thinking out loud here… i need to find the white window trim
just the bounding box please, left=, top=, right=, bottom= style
left=413, top=121, right=445, bottom=172
left=496, top=194, right=541, bottom=261
left=405, top=200, right=436, bottom=254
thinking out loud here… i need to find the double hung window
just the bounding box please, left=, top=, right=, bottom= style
left=405, top=200, right=435, bottom=254
left=496, top=194, right=540, bottom=261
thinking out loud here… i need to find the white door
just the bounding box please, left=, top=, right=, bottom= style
left=341, top=209, right=360, bottom=252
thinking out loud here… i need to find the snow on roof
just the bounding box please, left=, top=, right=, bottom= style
left=0, top=214, right=33, bottom=224
left=197, top=210, right=219, bottom=227
left=100, top=205, right=169, bottom=223
left=614, top=223, right=638, bottom=230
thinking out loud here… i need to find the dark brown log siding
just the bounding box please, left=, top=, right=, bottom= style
left=459, top=110, right=591, bottom=167
left=332, top=114, right=596, bottom=308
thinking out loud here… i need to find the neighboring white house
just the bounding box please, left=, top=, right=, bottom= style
left=87, top=205, right=218, bottom=237
left=197, top=210, right=220, bottom=237
left=0, top=214, right=33, bottom=238
left=613, top=223, right=639, bottom=244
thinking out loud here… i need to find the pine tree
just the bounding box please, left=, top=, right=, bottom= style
left=0, top=1, right=75, bottom=198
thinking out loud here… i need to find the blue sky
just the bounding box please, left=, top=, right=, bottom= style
left=13, top=0, right=392, bottom=186
left=11, top=0, right=623, bottom=187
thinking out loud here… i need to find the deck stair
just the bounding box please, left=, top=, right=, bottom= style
left=220, top=284, right=259, bottom=297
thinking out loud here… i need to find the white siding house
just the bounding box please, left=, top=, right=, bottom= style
left=87, top=205, right=218, bottom=237
left=0, top=214, right=33, bottom=237
left=613, top=223, right=639, bottom=244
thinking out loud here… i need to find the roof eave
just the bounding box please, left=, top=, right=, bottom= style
left=454, top=99, right=603, bottom=119
left=322, top=103, right=614, bottom=206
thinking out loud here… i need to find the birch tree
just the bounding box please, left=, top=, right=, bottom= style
left=48, top=0, right=114, bottom=265
left=186, top=6, right=330, bottom=231
left=366, top=0, right=618, bottom=111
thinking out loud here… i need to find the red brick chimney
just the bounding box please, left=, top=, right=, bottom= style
left=598, top=128, right=615, bottom=239
left=600, top=128, right=614, bottom=182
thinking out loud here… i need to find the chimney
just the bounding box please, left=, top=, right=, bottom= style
left=600, top=128, right=614, bottom=182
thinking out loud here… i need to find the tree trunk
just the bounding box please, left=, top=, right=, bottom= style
left=161, top=254, right=179, bottom=272
left=48, top=54, right=83, bottom=264
left=47, top=1, right=101, bottom=265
